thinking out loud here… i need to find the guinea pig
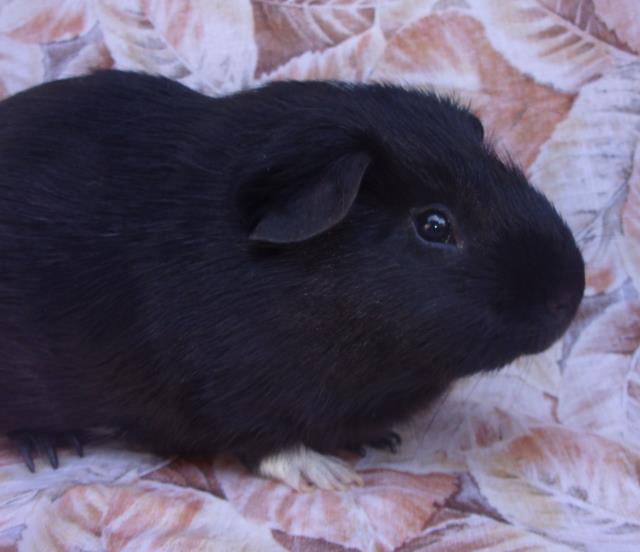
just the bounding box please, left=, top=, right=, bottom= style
left=0, top=70, right=584, bottom=491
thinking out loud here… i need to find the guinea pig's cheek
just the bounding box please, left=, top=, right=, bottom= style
left=496, top=313, right=560, bottom=359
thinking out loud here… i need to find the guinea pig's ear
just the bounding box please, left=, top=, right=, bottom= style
left=248, top=151, right=371, bottom=244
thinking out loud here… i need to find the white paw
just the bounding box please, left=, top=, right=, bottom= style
left=257, top=444, right=364, bottom=492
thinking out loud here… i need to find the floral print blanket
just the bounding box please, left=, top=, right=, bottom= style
left=1, top=1, right=639, bottom=550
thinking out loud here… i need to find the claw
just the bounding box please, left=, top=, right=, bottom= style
left=9, top=430, right=84, bottom=471
left=346, top=444, right=367, bottom=458
left=368, top=431, right=402, bottom=454
left=69, top=434, right=84, bottom=458
left=34, top=435, right=59, bottom=469
left=45, top=443, right=59, bottom=469
left=17, top=441, right=36, bottom=473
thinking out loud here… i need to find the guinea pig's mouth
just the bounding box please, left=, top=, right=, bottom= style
left=506, top=294, right=583, bottom=357
left=486, top=287, right=583, bottom=368
left=480, top=326, right=565, bottom=374
left=516, top=328, right=565, bottom=356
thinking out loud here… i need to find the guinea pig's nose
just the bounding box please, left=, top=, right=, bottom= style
left=546, top=291, right=577, bottom=322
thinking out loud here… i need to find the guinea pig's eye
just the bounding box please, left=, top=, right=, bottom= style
left=414, top=208, right=456, bottom=245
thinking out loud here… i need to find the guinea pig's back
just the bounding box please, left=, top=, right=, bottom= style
left=0, top=72, right=236, bottom=432
left=0, top=71, right=216, bottom=190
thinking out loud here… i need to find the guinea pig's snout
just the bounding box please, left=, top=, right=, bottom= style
left=492, top=227, right=585, bottom=356
left=545, top=287, right=582, bottom=326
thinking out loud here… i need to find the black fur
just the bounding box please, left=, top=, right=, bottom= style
left=0, top=71, right=584, bottom=468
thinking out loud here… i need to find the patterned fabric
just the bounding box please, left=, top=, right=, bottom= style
left=0, top=1, right=639, bottom=550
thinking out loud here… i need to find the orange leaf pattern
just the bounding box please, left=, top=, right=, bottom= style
left=0, top=1, right=639, bottom=550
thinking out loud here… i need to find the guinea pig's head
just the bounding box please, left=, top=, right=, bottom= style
left=237, top=81, right=585, bottom=378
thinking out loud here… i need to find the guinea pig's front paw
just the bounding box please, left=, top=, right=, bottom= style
left=257, top=445, right=364, bottom=492
left=367, top=430, right=402, bottom=454
left=348, top=430, right=402, bottom=457
left=8, top=430, right=84, bottom=472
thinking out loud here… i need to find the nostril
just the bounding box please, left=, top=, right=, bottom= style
left=546, top=292, right=574, bottom=319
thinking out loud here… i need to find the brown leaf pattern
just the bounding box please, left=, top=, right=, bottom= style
left=0, top=1, right=639, bottom=550
left=372, top=11, right=576, bottom=169
left=0, top=0, right=96, bottom=43
left=253, top=0, right=376, bottom=77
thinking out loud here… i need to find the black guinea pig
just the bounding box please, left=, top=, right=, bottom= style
left=0, top=70, right=584, bottom=491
